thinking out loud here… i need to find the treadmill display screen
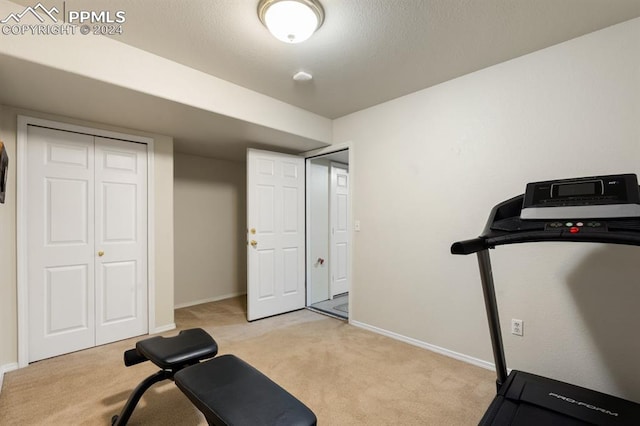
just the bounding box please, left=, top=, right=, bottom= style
left=520, top=174, right=640, bottom=220
left=555, top=182, right=598, bottom=197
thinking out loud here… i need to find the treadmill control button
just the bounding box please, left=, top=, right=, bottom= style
left=548, top=222, right=563, bottom=228
left=565, top=222, right=573, bottom=227
left=586, top=222, right=602, bottom=227
left=576, top=222, right=584, bottom=227
left=569, top=226, right=580, bottom=233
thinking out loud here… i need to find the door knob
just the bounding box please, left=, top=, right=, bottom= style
left=98, top=250, right=105, bottom=257
left=250, top=240, right=258, bottom=247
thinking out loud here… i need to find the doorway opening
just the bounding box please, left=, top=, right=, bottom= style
left=305, top=149, right=350, bottom=320
left=245, top=146, right=351, bottom=322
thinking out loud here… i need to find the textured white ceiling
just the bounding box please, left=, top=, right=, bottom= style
left=3, top=0, right=640, bottom=160
left=18, top=0, right=639, bottom=119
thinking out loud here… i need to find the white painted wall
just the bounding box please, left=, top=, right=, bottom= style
left=309, top=160, right=330, bottom=304
left=0, top=104, right=17, bottom=376
left=0, top=105, right=175, bottom=371
left=173, top=153, right=246, bottom=307
left=335, top=18, right=640, bottom=401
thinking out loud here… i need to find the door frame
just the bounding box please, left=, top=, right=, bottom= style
left=303, top=142, right=354, bottom=320
left=16, top=116, right=155, bottom=368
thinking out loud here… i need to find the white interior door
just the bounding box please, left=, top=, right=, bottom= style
left=247, top=149, right=305, bottom=321
left=330, top=162, right=350, bottom=298
left=94, top=138, right=148, bottom=345
left=27, top=126, right=96, bottom=361
left=27, top=126, right=148, bottom=362
left=308, top=161, right=330, bottom=304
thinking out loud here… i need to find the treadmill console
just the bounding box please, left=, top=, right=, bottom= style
left=543, top=220, right=606, bottom=234
left=521, top=174, right=640, bottom=220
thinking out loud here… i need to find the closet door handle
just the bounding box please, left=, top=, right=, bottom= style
left=98, top=250, right=105, bottom=257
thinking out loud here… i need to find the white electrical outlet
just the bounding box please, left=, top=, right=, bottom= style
left=511, top=319, right=524, bottom=336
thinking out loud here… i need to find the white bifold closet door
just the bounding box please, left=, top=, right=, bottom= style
left=27, top=126, right=148, bottom=362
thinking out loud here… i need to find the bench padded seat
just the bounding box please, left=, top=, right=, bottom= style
left=175, top=354, right=317, bottom=426
left=136, top=328, right=218, bottom=369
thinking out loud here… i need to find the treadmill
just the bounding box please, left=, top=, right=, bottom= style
left=451, top=174, right=640, bottom=425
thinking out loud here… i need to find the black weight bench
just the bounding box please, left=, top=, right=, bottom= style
left=112, top=328, right=317, bottom=426
left=175, top=354, right=316, bottom=426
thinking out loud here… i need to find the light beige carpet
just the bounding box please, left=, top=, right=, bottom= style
left=0, top=297, right=495, bottom=425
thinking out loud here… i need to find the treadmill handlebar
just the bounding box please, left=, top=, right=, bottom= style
left=452, top=227, right=640, bottom=255
left=451, top=192, right=640, bottom=255
left=451, top=238, right=487, bottom=255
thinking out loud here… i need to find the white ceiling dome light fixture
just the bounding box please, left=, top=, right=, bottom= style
left=258, top=0, right=325, bottom=44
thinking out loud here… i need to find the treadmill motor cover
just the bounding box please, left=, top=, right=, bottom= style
left=480, top=371, right=640, bottom=426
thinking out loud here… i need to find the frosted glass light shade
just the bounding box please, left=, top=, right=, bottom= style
left=258, top=0, right=324, bottom=44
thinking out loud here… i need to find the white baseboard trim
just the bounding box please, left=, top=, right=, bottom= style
left=350, top=320, right=495, bottom=372
left=0, top=362, right=19, bottom=394
left=174, top=292, right=246, bottom=309
left=152, top=323, right=176, bottom=334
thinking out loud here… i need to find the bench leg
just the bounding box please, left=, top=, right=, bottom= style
left=112, top=370, right=172, bottom=426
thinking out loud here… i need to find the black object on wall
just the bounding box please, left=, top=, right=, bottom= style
left=0, top=141, right=7, bottom=204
